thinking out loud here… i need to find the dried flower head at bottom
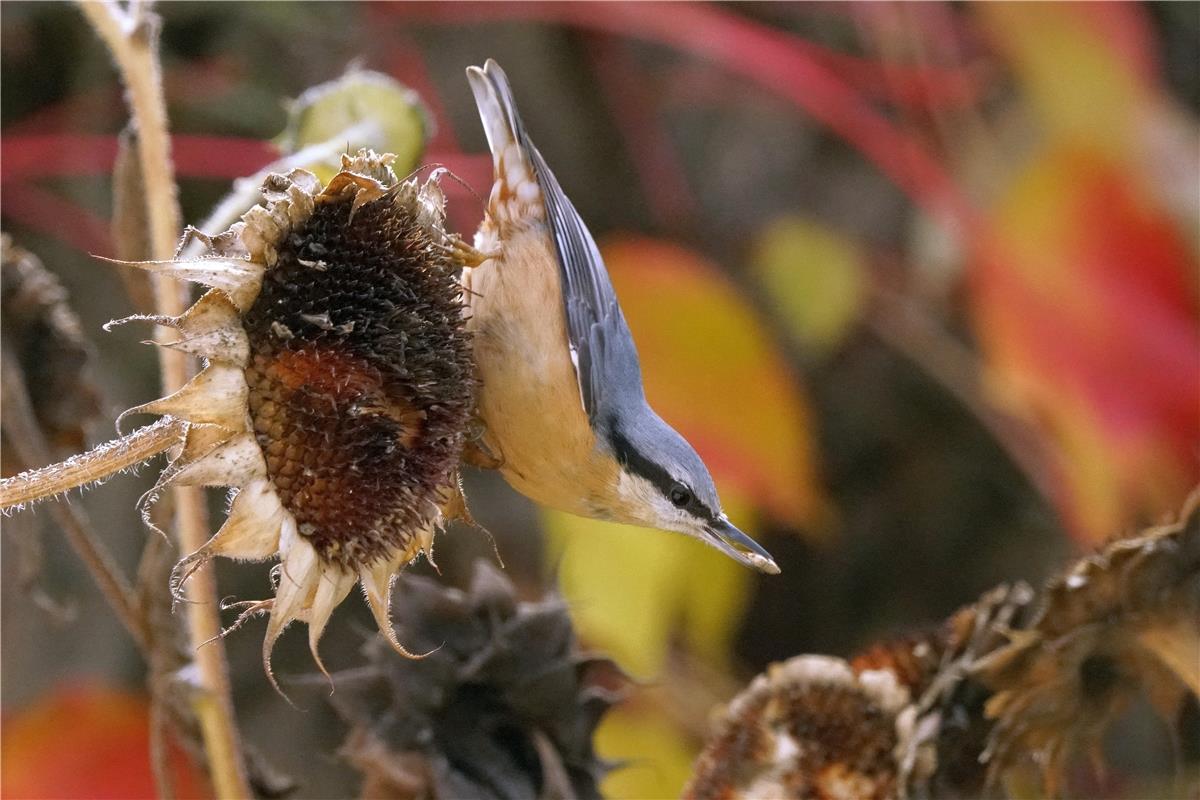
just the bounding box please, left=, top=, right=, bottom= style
left=331, top=561, right=622, bottom=800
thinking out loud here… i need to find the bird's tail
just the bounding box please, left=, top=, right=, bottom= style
left=466, top=59, right=541, bottom=219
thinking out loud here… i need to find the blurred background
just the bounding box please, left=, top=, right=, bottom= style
left=2, top=2, right=1197, bottom=797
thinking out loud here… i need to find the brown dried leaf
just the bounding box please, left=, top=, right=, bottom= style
left=112, top=125, right=156, bottom=311
left=1, top=234, right=101, bottom=465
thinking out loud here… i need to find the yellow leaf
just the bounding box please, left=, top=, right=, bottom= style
left=751, top=215, right=866, bottom=355
left=543, top=494, right=755, bottom=679
left=596, top=706, right=696, bottom=800
left=978, top=3, right=1150, bottom=157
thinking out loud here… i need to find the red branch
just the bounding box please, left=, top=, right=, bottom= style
left=1, top=183, right=114, bottom=256
left=371, top=1, right=982, bottom=239
left=1, top=134, right=276, bottom=182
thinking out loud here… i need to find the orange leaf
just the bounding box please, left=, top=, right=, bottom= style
left=602, top=236, right=827, bottom=530
left=2, top=684, right=209, bottom=800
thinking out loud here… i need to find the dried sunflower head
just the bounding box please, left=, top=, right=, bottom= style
left=687, top=584, right=1037, bottom=800
left=972, top=492, right=1200, bottom=792
left=853, top=584, right=1036, bottom=800
left=330, top=560, right=622, bottom=800
left=113, top=150, right=475, bottom=684
left=685, top=655, right=915, bottom=800
left=691, top=493, right=1200, bottom=800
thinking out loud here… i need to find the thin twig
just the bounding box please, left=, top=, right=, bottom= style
left=864, top=285, right=1067, bottom=519
left=1, top=347, right=149, bottom=649
left=77, top=2, right=251, bottom=796
left=147, top=690, right=177, bottom=800
left=139, top=530, right=185, bottom=800
left=55, top=499, right=151, bottom=648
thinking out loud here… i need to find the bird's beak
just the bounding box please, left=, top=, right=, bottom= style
left=704, top=516, right=780, bottom=575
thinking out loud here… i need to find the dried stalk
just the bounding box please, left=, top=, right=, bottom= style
left=76, top=2, right=250, bottom=796
left=1, top=347, right=149, bottom=648
left=147, top=693, right=176, bottom=800
left=139, top=530, right=182, bottom=800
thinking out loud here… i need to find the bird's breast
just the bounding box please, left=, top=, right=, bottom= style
left=463, top=225, right=619, bottom=515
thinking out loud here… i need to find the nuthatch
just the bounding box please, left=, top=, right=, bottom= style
left=463, top=60, right=779, bottom=575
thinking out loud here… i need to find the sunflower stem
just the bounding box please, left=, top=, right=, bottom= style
left=0, top=414, right=185, bottom=511
left=77, top=2, right=251, bottom=796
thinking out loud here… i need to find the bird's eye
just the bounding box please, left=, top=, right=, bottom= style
left=668, top=485, right=692, bottom=508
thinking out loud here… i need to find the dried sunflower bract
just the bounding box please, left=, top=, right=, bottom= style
left=113, top=150, right=476, bottom=685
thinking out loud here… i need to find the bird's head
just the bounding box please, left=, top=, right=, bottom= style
left=601, top=412, right=780, bottom=574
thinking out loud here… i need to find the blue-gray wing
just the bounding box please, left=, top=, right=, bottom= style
left=525, top=144, right=643, bottom=423
left=469, top=59, right=641, bottom=424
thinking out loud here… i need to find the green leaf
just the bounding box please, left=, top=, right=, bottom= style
left=276, top=68, right=430, bottom=181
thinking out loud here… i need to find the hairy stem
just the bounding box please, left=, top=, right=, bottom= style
left=77, top=1, right=181, bottom=278
left=0, top=417, right=184, bottom=511
left=78, top=2, right=251, bottom=796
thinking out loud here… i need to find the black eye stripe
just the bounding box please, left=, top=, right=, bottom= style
left=608, top=425, right=672, bottom=493
left=609, top=424, right=716, bottom=524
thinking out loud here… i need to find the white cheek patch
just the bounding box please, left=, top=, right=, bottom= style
left=615, top=471, right=653, bottom=510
